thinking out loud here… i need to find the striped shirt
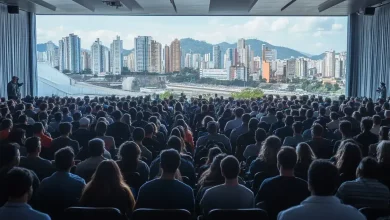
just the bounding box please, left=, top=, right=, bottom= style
left=337, top=178, right=390, bottom=209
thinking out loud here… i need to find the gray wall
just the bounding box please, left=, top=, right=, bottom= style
left=347, top=4, right=390, bottom=99
left=0, top=3, right=37, bottom=97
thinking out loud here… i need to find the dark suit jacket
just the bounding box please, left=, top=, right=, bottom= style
left=381, top=118, right=390, bottom=126
left=354, top=131, right=379, bottom=156
left=107, top=122, right=131, bottom=147
left=306, top=137, right=333, bottom=159
left=50, top=136, right=80, bottom=160
left=71, top=128, right=95, bottom=150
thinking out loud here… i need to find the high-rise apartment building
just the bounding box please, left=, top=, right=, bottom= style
left=164, top=45, right=170, bottom=73
left=150, top=40, right=162, bottom=73
left=58, top=34, right=81, bottom=73
left=287, top=58, right=296, bottom=80
left=110, top=36, right=123, bottom=75
left=185, top=53, right=192, bottom=68
left=134, top=36, right=152, bottom=72
left=127, top=52, right=135, bottom=72
left=212, top=45, right=221, bottom=69
left=46, top=41, right=57, bottom=67
left=102, top=46, right=110, bottom=73
left=192, top=53, right=201, bottom=69
left=237, top=38, right=247, bottom=66
left=169, top=39, right=181, bottom=73
left=224, top=48, right=234, bottom=69
left=81, top=51, right=91, bottom=71
left=262, top=44, right=277, bottom=62
left=91, top=38, right=103, bottom=74
left=296, top=58, right=308, bottom=78
left=324, top=50, right=335, bottom=77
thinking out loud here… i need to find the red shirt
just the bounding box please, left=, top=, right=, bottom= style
left=37, top=133, right=53, bottom=148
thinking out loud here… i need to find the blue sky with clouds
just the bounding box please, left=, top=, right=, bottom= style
left=37, top=16, right=347, bottom=55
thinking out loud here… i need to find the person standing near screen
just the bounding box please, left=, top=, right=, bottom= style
left=7, top=76, right=23, bottom=100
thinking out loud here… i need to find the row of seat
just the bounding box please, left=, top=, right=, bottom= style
left=64, top=207, right=390, bottom=220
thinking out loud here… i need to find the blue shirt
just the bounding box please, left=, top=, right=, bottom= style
left=0, top=202, right=50, bottom=220
left=37, top=172, right=85, bottom=216
left=277, top=196, right=366, bottom=220
left=136, top=179, right=194, bottom=212
left=283, top=135, right=305, bottom=148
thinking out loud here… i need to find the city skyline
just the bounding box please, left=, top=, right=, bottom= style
left=36, top=16, right=347, bottom=55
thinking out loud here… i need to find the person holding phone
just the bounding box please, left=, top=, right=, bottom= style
left=7, top=76, right=23, bottom=100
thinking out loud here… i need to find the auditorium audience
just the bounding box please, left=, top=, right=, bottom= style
left=136, top=149, right=194, bottom=212
left=0, top=168, right=50, bottom=220
left=200, top=156, right=254, bottom=215
left=278, top=160, right=366, bottom=220
left=256, top=147, right=310, bottom=220
left=80, top=160, right=135, bottom=215
left=2, top=92, right=390, bottom=219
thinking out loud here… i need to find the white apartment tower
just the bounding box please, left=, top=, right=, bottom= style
left=127, top=52, right=135, bottom=72
left=102, top=46, right=110, bottom=73
left=58, top=34, right=81, bottom=73
left=110, top=36, right=123, bottom=75
left=134, top=36, right=152, bottom=72
left=324, top=50, right=336, bottom=77
left=91, top=38, right=103, bottom=74
left=150, top=40, right=162, bottom=73
left=213, top=45, right=221, bottom=69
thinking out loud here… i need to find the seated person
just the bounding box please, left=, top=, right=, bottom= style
left=0, top=168, right=50, bottom=220
left=197, top=121, right=232, bottom=153
left=337, top=157, right=390, bottom=209
left=75, top=138, right=107, bottom=182
left=136, top=149, right=195, bottom=212
left=243, top=128, right=267, bottom=160
left=19, top=136, right=54, bottom=181
left=256, top=147, right=310, bottom=220
left=200, top=156, right=254, bottom=216
left=249, top=136, right=281, bottom=178
left=149, top=136, right=196, bottom=187
left=278, top=160, right=366, bottom=220
left=80, top=160, right=135, bottom=215
left=283, top=122, right=305, bottom=148
left=37, top=147, right=85, bottom=219
left=49, top=122, right=80, bottom=160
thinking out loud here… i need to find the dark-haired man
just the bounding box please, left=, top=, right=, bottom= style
left=275, top=115, right=294, bottom=143
left=256, top=147, right=309, bottom=220
left=19, top=137, right=54, bottom=181
left=269, top=111, right=285, bottom=134
left=75, top=138, right=107, bottom=181
left=283, top=122, right=305, bottom=148
left=50, top=123, right=80, bottom=160
left=306, top=124, right=332, bottom=159
left=107, top=110, right=131, bottom=146
left=243, top=128, right=267, bottom=160
left=278, top=160, right=365, bottom=220
left=0, top=168, right=50, bottom=220
left=197, top=121, right=232, bottom=153
left=230, top=113, right=250, bottom=153
left=37, top=147, right=85, bottom=219
left=0, top=143, right=40, bottom=207
left=133, top=127, right=153, bottom=163
left=337, top=157, right=390, bottom=209
left=200, top=156, right=254, bottom=215
left=136, top=149, right=195, bottom=212
left=236, top=118, right=259, bottom=161
left=354, top=117, right=378, bottom=156
left=225, top=107, right=244, bottom=132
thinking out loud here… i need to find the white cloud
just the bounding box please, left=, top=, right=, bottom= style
left=332, top=23, right=343, bottom=31
left=271, top=18, right=289, bottom=31
left=315, top=42, right=323, bottom=47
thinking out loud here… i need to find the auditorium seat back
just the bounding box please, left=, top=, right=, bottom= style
left=132, top=208, right=192, bottom=220
left=207, top=209, right=268, bottom=220
left=64, top=207, right=124, bottom=220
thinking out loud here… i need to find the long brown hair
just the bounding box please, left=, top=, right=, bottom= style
left=296, top=143, right=316, bottom=163
left=80, top=160, right=135, bottom=211
left=117, top=141, right=141, bottom=173
left=335, top=143, right=362, bottom=175
left=258, top=135, right=281, bottom=165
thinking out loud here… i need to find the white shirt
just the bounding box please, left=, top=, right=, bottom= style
left=278, top=196, right=366, bottom=220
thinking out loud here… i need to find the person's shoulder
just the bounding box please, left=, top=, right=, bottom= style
left=278, top=204, right=305, bottom=220
left=339, top=203, right=366, bottom=218
left=29, top=208, right=51, bottom=220
left=68, top=173, right=86, bottom=184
